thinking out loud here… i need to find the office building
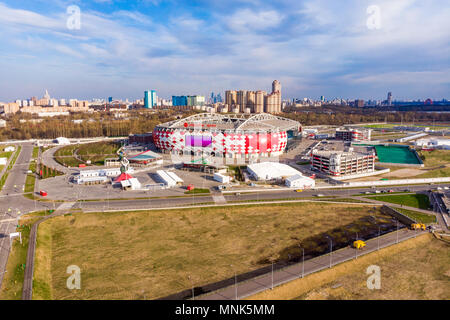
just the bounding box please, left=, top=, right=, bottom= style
left=335, top=127, right=371, bottom=142
left=144, top=90, right=157, bottom=108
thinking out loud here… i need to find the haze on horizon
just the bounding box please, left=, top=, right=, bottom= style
left=0, top=0, right=449, bottom=102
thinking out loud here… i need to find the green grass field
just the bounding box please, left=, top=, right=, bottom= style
left=367, top=194, right=431, bottom=210
left=32, top=203, right=393, bottom=300
left=395, top=208, right=436, bottom=224
left=54, top=141, right=120, bottom=167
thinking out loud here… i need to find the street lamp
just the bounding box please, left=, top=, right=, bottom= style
left=326, top=236, right=332, bottom=268
left=271, top=261, right=274, bottom=290
left=298, top=245, right=304, bottom=278
left=188, top=275, right=194, bottom=300
left=230, top=264, right=237, bottom=300
left=396, top=220, right=399, bottom=244
left=378, top=226, right=381, bottom=251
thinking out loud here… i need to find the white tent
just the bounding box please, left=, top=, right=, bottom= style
left=247, top=162, right=302, bottom=180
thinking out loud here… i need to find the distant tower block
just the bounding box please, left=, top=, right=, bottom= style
left=272, top=80, right=281, bottom=93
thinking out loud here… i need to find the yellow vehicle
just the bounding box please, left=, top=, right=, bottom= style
left=295, top=189, right=303, bottom=192
left=353, top=240, right=366, bottom=249
left=411, top=223, right=426, bottom=230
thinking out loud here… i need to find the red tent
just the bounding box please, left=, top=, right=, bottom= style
left=114, top=173, right=134, bottom=183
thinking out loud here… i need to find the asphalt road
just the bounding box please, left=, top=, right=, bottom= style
left=72, top=183, right=450, bottom=212
left=0, top=144, right=33, bottom=287
left=197, top=228, right=427, bottom=300
left=0, top=143, right=51, bottom=288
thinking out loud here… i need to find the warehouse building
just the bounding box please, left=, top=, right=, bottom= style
left=285, top=174, right=315, bottom=189
left=311, top=149, right=375, bottom=176
left=414, top=138, right=450, bottom=150
left=156, top=170, right=184, bottom=187
left=335, top=127, right=371, bottom=142
left=247, top=162, right=302, bottom=181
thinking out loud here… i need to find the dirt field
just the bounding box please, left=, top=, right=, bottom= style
left=248, top=233, right=450, bottom=300
left=33, top=203, right=390, bottom=300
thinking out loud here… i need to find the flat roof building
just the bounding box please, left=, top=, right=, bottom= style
left=335, top=127, right=371, bottom=142
left=311, top=149, right=375, bottom=177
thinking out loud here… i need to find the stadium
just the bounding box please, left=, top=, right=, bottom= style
left=152, top=113, right=301, bottom=161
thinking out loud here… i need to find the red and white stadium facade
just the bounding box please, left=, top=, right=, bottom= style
left=152, top=113, right=301, bottom=160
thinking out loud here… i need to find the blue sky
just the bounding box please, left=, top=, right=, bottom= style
left=0, top=0, right=449, bottom=102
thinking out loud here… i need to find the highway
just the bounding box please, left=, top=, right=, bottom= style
left=0, top=144, right=34, bottom=287
left=0, top=144, right=50, bottom=288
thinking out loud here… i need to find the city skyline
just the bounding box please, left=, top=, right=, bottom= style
left=0, top=0, right=449, bottom=101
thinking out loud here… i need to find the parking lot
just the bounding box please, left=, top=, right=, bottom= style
left=36, top=165, right=224, bottom=200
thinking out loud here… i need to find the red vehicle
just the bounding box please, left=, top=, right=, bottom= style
left=40, top=190, right=48, bottom=197
left=78, top=164, right=86, bottom=168
left=187, top=184, right=194, bottom=191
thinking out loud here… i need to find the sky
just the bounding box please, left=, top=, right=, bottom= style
left=0, top=0, right=449, bottom=102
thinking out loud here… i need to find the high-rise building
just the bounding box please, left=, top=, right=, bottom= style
left=44, top=89, right=50, bottom=101
left=237, top=90, right=247, bottom=113
left=272, top=80, right=281, bottom=94
left=224, top=80, right=281, bottom=114
left=387, top=92, right=392, bottom=106
left=144, top=90, right=157, bottom=108
left=225, top=90, right=237, bottom=107
left=355, top=99, right=365, bottom=108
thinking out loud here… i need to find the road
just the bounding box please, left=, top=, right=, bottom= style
left=70, top=183, right=450, bottom=212
left=0, top=143, right=50, bottom=288
left=196, top=228, right=427, bottom=300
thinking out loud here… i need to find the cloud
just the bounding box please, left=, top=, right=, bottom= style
left=226, top=9, right=283, bottom=32
left=0, top=0, right=448, bottom=101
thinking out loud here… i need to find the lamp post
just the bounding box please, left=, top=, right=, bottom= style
left=298, top=245, right=304, bottom=278
left=326, top=236, right=332, bottom=268
left=378, top=226, right=381, bottom=251
left=230, top=264, right=237, bottom=300
left=396, top=220, right=399, bottom=244
left=188, top=275, right=194, bottom=300
left=271, top=261, right=274, bottom=290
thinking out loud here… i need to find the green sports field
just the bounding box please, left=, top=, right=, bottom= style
left=374, top=145, right=421, bottom=164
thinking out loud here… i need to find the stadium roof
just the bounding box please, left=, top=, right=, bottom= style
left=157, top=113, right=300, bottom=132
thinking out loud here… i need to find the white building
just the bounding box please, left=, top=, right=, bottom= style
left=156, top=170, right=183, bottom=187
left=4, top=146, right=15, bottom=152
left=213, top=172, right=232, bottom=183
left=414, top=138, right=450, bottom=150
left=75, top=167, right=134, bottom=184
left=285, top=174, right=315, bottom=189
left=0, top=157, right=7, bottom=165
left=247, top=162, right=302, bottom=181
left=120, top=178, right=141, bottom=190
